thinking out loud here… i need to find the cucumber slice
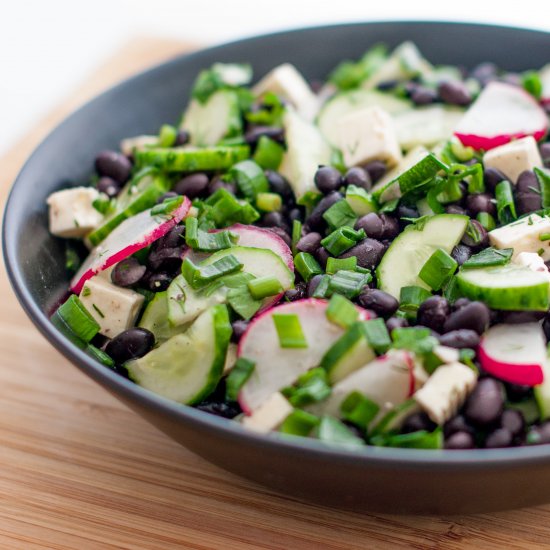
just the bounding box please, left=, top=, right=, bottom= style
left=135, top=145, right=250, bottom=172
left=320, top=322, right=376, bottom=383
left=126, top=304, right=231, bottom=404
left=181, top=90, right=243, bottom=146
left=317, top=89, right=412, bottom=146
left=456, top=264, right=550, bottom=311
left=88, top=171, right=170, bottom=246
left=371, top=146, right=443, bottom=203
left=345, top=185, right=377, bottom=216
left=139, top=291, right=189, bottom=344
left=168, top=246, right=294, bottom=327
left=377, top=214, right=468, bottom=299
left=278, top=110, right=332, bottom=199
left=394, top=105, right=464, bottom=151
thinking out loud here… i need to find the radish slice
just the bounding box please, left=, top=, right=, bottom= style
left=454, top=82, right=548, bottom=150
left=238, top=299, right=370, bottom=413
left=541, top=64, right=550, bottom=105
left=185, top=224, right=293, bottom=271
left=71, top=197, right=191, bottom=294
left=478, top=322, right=546, bottom=386
left=308, top=350, right=416, bottom=425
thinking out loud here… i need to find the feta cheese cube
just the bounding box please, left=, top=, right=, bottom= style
left=241, top=392, right=292, bottom=433
left=47, top=187, right=103, bottom=238
left=489, top=214, right=550, bottom=261
left=515, top=252, right=550, bottom=281
left=253, top=63, right=319, bottom=121
left=333, top=106, right=402, bottom=168
left=414, top=362, right=477, bottom=425
left=483, top=136, right=543, bottom=184
left=79, top=276, right=144, bottom=338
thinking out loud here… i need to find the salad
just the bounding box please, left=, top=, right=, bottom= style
left=47, top=41, right=550, bottom=451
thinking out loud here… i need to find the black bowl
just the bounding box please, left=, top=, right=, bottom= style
left=4, top=21, right=550, bottom=515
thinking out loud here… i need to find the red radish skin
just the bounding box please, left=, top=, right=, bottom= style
left=454, top=82, right=548, bottom=151
left=71, top=197, right=191, bottom=294
left=404, top=352, right=417, bottom=397
left=478, top=342, right=544, bottom=386
left=237, top=299, right=371, bottom=414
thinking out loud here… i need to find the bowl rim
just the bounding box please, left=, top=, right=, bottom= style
left=4, top=19, right=550, bottom=470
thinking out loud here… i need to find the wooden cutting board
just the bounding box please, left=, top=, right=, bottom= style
left=2, top=36, right=550, bottom=550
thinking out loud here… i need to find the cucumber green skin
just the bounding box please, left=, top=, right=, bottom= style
left=88, top=172, right=170, bottom=246
left=135, top=145, right=250, bottom=173
left=376, top=214, right=469, bottom=299
left=127, top=304, right=231, bottom=405
left=372, top=153, right=446, bottom=203
left=455, top=272, right=550, bottom=311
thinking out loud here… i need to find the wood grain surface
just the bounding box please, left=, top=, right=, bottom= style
left=2, top=36, right=550, bottom=550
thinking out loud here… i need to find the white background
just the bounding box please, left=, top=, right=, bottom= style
left=1, top=0, right=549, bottom=154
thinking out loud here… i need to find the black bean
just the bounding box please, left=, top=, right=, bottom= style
left=262, top=211, right=290, bottom=233
left=284, top=282, right=306, bottom=302
left=264, top=226, right=291, bottom=247
left=516, top=191, right=543, bottom=215
left=500, top=409, right=525, bottom=437
left=443, top=301, right=490, bottom=334
left=265, top=170, right=295, bottom=204
left=461, top=220, right=488, bottom=249
left=355, top=213, right=383, bottom=239
left=417, top=296, right=450, bottom=333
left=362, top=160, right=386, bottom=184
left=466, top=193, right=496, bottom=217
left=500, top=310, right=545, bottom=324
left=147, top=247, right=183, bottom=274
left=438, top=329, right=480, bottom=349
left=500, top=73, right=522, bottom=87
left=154, top=224, right=185, bottom=250
left=540, top=143, right=550, bottom=167
left=446, top=204, right=467, bottom=216
left=516, top=170, right=540, bottom=193
left=314, top=166, right=342, bottom=194
left=401, top=412, right=437, bottom=434
left=527, top=422, right=550, bottom=445
left=244, top=126, right=284, bottom=146
left=295, top=232, right=321, bottom=254
left=386, top=316, right=409, bottom=333
left=357, top=288, right=399, bottom=317
left=344, top=167, right=371, bottom=191
left=111, top=257, right=146, bottom=287
left=105, top=328, right=155, bottom=364
left=147, top=272, right=173, bottom=292
left=340, top=238, right=385, bottom=270
left=97, top=176, right=121, bottom=198
left=306, top=191, right=343, bottom=231
left=95, top=150, right=132, bottom=184
left=286, top=207, right=303, bottom=223
left=485, top=427, right=513, bottom=448
left=464, top=378, right=505, bottom=427
left=451, top=244, right=472, bottom=266
left=470, top=62, right=498, bottom=86
left=314, top=246, right=330, bottom=269
left=452, top=297, right=471, bottom=311
left=195, top=400, right=241, bottom=419
left=444, top=415, right=474, bottom=437
left=174, top=173, right=210, bottom=198
left=411, top=86, right=438, bottom=105
left=484, top=167, right=510, bottom=192
left=505, top=382, right=533, bottom=402
left=231, top=320, right=249, bottom=343
left=207, top=176, right=236, bottom=196
left=306, top=274, right=324, bottom=297
left=376, top=79, right=399, bottom=91
left=445, top=431, right=476, bottom=449
left=174, top=130, right=190, bottom=146
left=438, top=80, right=472, bottom=106
left=397, top=204, right=419, bottom=221
left=156, top=191, right=178, bottom=204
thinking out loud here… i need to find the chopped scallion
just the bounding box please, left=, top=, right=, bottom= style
left=399, top=286, right=432, bottom=312
left=158, top=124, right=178, bottom=147
left=540, top=233, right=550, bottom=242
left=495, top=180, right=517, bottom=224
left=294, top=252, right=323, bottom=282
left=314, top=416, right=366, bottom=447
left=227, top=285, right=262, bottom=320
left=462, top=247, right=513, bottom=269
left=229, top=160, right=269, bottom=200
left=340, top=391, right=380, bottom=430
left=535, top=167, right=550, bottom=209
left=320, top=227, right=365, bottom=256
left=322, top=200, right=358, bottom=230
left=362, top=318, right=391, bottom=354
left=312, top=274, right=331, bottom=298
left=418, top=248, right=458, bottom=291
left=291, top=219, right=302, bottom=255
left=252, top=135, right=284, bottom=170
left=325, top=256, right=357, bottom=275
left=279, top=409, right=320, bottom=436
left=325, top=294, right=359, bottom=328
left=255, top=192, right=282, bottom=212
left=182, top=255, right=243, bottom=288
left=185, top=216, right=237, bottom=251
left=272, top=313, right=308, bottom=348
left=281, top=368, right=331, bottom=407
left=476, top=211, right=496, bottom=231
left=225, top=358, right=255, bottom=401
left=247, top=276, right=283, bottom=299
left=52, top=294, right=100, bottom=343
left=328, top=270, right=371, bottom=299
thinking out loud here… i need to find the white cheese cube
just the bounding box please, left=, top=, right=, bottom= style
left=241, top=392, right=292, bottom=434
left=515, top=252, right=550, bottom=282
left=47, top=187, right=103, bottom=238
left=79, top=276, right=144, bottom=338
left=253, top=63, right=319, bottom=121
left=414, top=362, right=477, bottom=425
left=333, top=106, right=402, bottom=169
left=483, top=136, right=543, bottom=184
left=489, top=214, right=550, bottom=261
